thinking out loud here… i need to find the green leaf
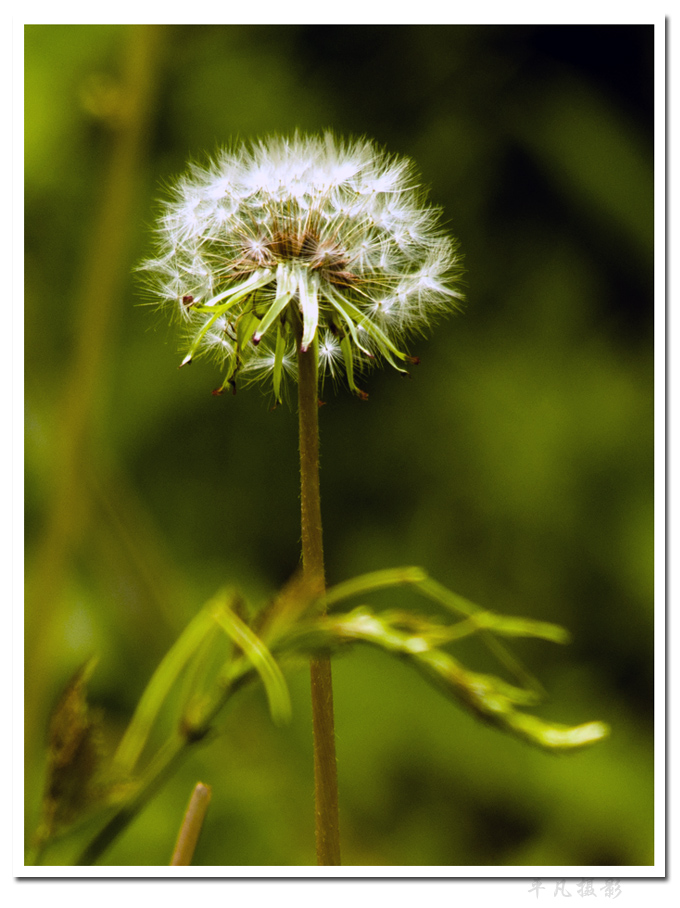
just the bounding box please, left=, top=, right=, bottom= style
left=425, top=611, right=570, bottom=645
left=327, top=568, right=567, bottom=693
left=474, top=613, right=571, bottom=644
left=114, top=605, right=218, bottom=774
left=324, top=566, right=428, bottom=609
left=505, top=714, right=610, bottom=751
left=275, top=605, right=608, bottom=753
left=417, top=576, right=550, bottom=696
left=414, top=647, right=609, bottom=750
left=211, top=594, right=292, bottom=726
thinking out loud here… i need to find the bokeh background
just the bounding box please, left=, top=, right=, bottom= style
left=24, top=24, right=654, bottom=867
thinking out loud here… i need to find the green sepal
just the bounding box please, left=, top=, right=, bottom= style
left=191, top=270, right=274, bottom=314
left=182, top=272, right=275, bottom=365
left=254, top=267, right=295, bottom=345
left=330, top=291, right=409, bottom=370
left=340, top=334, right=359, bottom=395
left=325, top=288, right=374, bottom=359
left=272, top=321, right=287, bottom=402
left=180, top=310, right=223, bottom=366
left=254, top=291, right=292, bottom=345
left=236, top=308, right=261, bottom=352
left=299, top=270, right=319, bottom=352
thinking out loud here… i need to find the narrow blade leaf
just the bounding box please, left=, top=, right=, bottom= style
left=212, top=597, right=292, bottom=725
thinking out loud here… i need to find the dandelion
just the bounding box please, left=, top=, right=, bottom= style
left=42, top=133, right=610, bottom=871
left=137, top=133, right=467, bottom=866
left=141, top=132, right=464, bottom=399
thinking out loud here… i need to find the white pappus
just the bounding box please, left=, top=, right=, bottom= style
left=140, top=132, right=464, bottom=400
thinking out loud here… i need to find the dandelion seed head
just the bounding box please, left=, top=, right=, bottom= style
left=140, top=132, right=464, bottom=399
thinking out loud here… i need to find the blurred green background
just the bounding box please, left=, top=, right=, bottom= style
left=24, top=24, right=654, bottom=867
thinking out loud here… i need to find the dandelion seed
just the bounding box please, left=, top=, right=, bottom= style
left=140, top=132, right=464, bottom=400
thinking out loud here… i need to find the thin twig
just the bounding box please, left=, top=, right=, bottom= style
left=170, top=782, right=212, bottom=866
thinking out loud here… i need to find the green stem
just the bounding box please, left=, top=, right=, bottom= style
left=297, top=333, right=341, bottom=866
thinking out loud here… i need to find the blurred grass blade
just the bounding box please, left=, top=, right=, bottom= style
left=114, top=604, right=218, bottom=774
left=324, top=569, right=562, bottom=696
left=285, top=607, right=608, bottom=753
left=433, top=611, right=571, bottom=645
left=417, top=576, right=483, bottom=619
left=24, top=24, right=167, bottom=764
left=212, top=595, right=291, bottom=725
left=418, top=646, right=609, bottom=751
left=513, top=78, right=653, bottom=263
left=417, top=576, right=547, bottom=696
left=476, top=613, right=570, bottom=643
left=324, top=566, right=427, bottom=609
left=506, top=715, right=610, bottom=751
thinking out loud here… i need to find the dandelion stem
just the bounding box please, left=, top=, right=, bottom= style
left=297, top=330, right=341, bottom=866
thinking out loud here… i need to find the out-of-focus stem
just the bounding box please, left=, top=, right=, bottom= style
left=76, top=735, right=186, bottom=866
left=170, top=782, right=212, bottom=866
left=25, top=23, right=165, bottom=761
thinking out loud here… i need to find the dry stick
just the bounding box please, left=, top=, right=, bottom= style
left=297, top=337, right=341, bottom=866
left=170, top=782, right=213, bottom=866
